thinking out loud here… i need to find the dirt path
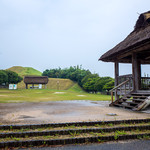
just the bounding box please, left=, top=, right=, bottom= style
left=0, top=100, right=149, bottom=125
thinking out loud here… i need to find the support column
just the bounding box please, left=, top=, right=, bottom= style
left=115, top=61, right=119, bottom=100
left=115, top=61, right=119, bottom=86
left=132, top=53, right=141, bottom=91
left=26, top=84, right=28, bottom=89
left=137, top=61, right=141, bottom=90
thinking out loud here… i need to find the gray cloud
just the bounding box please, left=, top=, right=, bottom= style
left=0, top=0, right=150, bottom=77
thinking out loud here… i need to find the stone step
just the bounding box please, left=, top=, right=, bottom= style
left=131, top=93, right=150, bottom=96
left=126, top=95, right=147, bottom=98
left=113, top=103, right=133, bottom=109
left=122, top=98, right=145, bottom=102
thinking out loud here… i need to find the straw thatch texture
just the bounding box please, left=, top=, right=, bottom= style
left=24, top=76, right=48, bottom=84
left=99, top=11, right=150, bottom=63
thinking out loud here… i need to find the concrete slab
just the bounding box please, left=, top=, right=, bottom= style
left=0, top=100, right=149, bottom=125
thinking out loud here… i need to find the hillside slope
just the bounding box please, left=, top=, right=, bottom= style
left=7, top=66, right=42, bottom=77
left=18, top=78, right=76, bottom=90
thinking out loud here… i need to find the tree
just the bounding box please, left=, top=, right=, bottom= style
left=103, top=80, right=114, bottom=91
left=42, top=66, right=114, bottom=93
left=42, top=66, right=91, bottom=85
left=81, top=74, right=99, bottom=92
left=0, top=70, right=8, bottom=85
left=83, top=78, right=98, bottom=93
left=94, top=77, right=113, bottom=92
left=4, top=70, right=23, bottom=84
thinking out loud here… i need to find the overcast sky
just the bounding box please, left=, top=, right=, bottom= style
left=0, top=0, right=150, bottom=77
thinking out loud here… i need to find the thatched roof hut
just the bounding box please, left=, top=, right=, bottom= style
left=24, top=76, right=48, bottom=84
left=99, top=11, right=150, bottom=64
left=99, top=11, right=150, bottom=110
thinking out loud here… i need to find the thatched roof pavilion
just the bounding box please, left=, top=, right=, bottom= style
left=24, top=76, right=48, bottom=89
left=99, top=11, right=150, bottom=110
left=99, top=11, right=150, bottom=64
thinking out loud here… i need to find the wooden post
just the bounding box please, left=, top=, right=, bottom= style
left=26, top=84, right=28, bottom=89
left=111, top=91, right=113, bottom=103
left=132, top=53, right=140, bottom=91
left=115, top=61, right=119, bottom=100
left=137, top=61, right=141, bottom=90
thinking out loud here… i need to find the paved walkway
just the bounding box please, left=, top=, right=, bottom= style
left=19, top=140, right=150, bottom=150
left=0, top=100, right=149, bottom=125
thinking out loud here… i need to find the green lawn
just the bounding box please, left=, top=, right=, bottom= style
left=0, top=85, right=111, bottom=103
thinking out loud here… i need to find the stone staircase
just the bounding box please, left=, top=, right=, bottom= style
left=111, top=91, right=150, bottom=110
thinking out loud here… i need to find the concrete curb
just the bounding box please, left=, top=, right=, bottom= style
left=0, top=133, right=150, bottom=148
left=0, top=118, right=150, bottom=130
left=0, top=124, right=150, bottom=138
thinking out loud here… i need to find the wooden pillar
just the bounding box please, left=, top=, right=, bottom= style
left=132, top=53, right=140, bottom=91
left=137, top=61, right=141, bottom=90
left=26, top=84, right=28, bottom=89
left=115, top=61, right=119, bottom=100
left=115, top=61, right=119, bottom=86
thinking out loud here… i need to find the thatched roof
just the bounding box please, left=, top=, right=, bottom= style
left=99, top=11, right=150, bottom=64
left=24, top=76, right=48, bottom=84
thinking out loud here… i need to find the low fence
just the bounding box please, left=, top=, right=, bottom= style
left=141, top=77, right=150, bottom=90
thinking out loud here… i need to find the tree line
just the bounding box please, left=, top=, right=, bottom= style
left=0, top=70, right=23, bottom=85
left=42, top=66, right=114, bottom=93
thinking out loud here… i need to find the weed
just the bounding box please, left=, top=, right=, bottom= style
left=10, top=125, right=13, bottom=130
left=108, top=123, right=113, bottom=127
left=97, top=138, right=101, bottom=142
left=12, top=137, right=21, bottom=141
left=143, top=135, right=150, bottom=139
left=115, top=130, right=126, bottom=135
left=114, top=134, right=119, bottom=140
left=114, top=130, right=126, bottom=140
left=137, top=135, right=142, bottom=139
left=95, top=124, right=101, bottom=127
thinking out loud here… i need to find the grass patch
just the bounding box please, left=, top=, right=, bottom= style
left=0, top=88, right=111, bottom=103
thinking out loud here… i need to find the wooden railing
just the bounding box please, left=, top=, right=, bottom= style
left=118, top=74, right=132, bottom=84
left=110, top=75, right=133, bottom=103
left=141, top=77, right=150, bottom=90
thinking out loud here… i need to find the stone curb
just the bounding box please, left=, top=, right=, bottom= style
left=0, top=118, right=150, bottom=130
left=0, top=124, right=150, bottom=138
left=0, top=133, right=150, bottom=148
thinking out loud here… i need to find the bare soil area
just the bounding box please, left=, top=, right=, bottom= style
left=0, top=101, right=149, bottom=125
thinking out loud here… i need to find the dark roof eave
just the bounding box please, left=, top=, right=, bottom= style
left=99, top=38, right=150, bottom=62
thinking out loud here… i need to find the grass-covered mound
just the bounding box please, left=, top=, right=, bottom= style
left=7, top=66, right=42, bottom=77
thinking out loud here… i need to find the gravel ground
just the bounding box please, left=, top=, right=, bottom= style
left=0, top=100, right=149, bottom=125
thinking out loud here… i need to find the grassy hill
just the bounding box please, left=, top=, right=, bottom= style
left=7, top=66, right=42, bottom=77
left=6, top=66, right=83, bottom=91
left=6, top=66, right=79, bottom=90
left=18, top=78, right=77, bottom=90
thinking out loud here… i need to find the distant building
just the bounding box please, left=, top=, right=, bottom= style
left=24, top=76, right=48, bottom=89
